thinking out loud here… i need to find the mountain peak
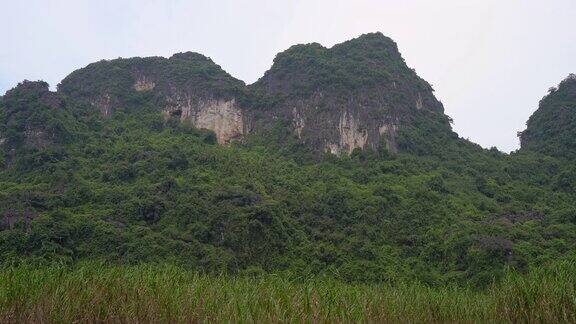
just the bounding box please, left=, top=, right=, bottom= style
left=52, top=33, right=452, bottom=156
left=4, top=80, right=61, bottom=110
left=557, top=73, right=576, bottom=92
left=249, top=33, right=449, bottom=156
left=520, top=73, right=576, bottom=158
left=170, top=51, right=214, bottom=63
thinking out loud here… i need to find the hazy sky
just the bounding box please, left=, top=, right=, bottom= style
left=1, top=0, right=575, bottom=152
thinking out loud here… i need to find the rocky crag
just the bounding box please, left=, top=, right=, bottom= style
left=519, top=74, right=576, bottom=158
left=54, top=32, right=451, bottom=155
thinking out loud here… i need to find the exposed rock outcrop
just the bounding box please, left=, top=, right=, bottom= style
left=133, top=73, right=156, bottom=92
left=91, top=93, right=115, bottom=117
left=163, top=97, right=245, bottom=144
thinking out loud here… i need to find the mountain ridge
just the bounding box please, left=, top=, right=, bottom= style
left=49, top=32, right=454, bottom=156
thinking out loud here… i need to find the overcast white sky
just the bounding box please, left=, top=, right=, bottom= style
left=1, top=0, right=575, bottom=152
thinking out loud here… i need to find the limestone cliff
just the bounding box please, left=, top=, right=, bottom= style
left=249, top=32, right=448, bottom=155
left=55, top=33, right=452, bottom=154
left=58, top=52, right=247, bottom=144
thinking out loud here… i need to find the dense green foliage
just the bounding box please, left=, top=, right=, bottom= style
left=520, top=74, right=576, bottom=158
left=1, top=261, right=574, bottom=323
left=57, top=52, right=245, bottom=123
left=1, top=32, right=576, bottom=300
left=1, top=78, right=576, bottom=290
left=2, top=31, right=575, bottom=323
left=253, top=33, right=433, bottom=99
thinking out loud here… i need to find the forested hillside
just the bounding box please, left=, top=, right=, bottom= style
left=520, top=74, right=576, bottom=158
left=0, top=34, right=575, bottom=290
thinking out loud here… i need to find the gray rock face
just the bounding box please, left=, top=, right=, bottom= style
left=163, top=97, right=245, bottom=144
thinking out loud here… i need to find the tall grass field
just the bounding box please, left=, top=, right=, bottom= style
left=0, top=262, right=574, bottom=323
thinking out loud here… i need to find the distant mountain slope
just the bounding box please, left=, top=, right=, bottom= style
left=520, top=74, right=576, bottom=158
